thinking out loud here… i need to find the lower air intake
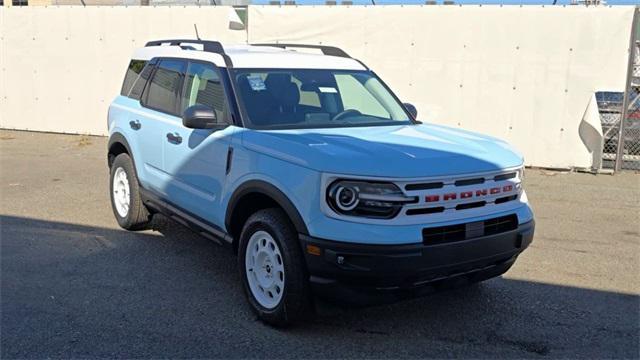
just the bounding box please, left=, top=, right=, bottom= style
left=422, top=214, right=518, bottom=245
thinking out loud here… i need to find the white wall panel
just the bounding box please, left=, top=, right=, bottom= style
left=0, top=5, right=635, bottom=169
left=0, top=6, right=246, bottom=135
left=248, top=5, right=634, bottom=169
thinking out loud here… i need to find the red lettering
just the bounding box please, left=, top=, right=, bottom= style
left=460, top=191, right=473, bottom=199
left=475, top=189, right=488, bottom=197
left=490, top=187, right=501, bottom=194
left=443, top=193, right=457, bottom=201
left=425, top=195, right=440, bottom=202
left=503, top=185, right=513, bottom=192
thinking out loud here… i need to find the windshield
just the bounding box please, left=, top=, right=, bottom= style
left=232, top=69, right=413, bottom=129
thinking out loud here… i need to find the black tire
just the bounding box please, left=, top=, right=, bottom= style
left=238, top=208, right=312, bottom=326
left=109, top=153, right=151, bottom=231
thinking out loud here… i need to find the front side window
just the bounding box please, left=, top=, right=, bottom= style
left=180, top=62, right=227, bottom=122
left=232, top=69, right=411, bottom=129
left=144, top=60, right=185, bottom=115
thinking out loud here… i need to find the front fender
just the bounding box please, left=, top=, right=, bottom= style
left=225, top=179, right=309, bottom=236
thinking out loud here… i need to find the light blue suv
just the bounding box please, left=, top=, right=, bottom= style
left=108, top=40, right=535, bottom=326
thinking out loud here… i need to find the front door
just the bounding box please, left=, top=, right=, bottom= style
left=161, top=60, right=236, bottom=227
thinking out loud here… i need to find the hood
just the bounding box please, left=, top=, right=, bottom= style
left=241, top=124, right=524, bottom=178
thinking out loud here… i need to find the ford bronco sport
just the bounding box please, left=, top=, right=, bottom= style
left=108, top=40, right=535, bottom=326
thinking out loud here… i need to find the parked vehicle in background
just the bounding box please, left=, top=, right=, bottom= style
left=107, top=39, right=535, bottom=326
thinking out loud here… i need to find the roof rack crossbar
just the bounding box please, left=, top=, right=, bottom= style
left=251, top=43, right=351, bottom=58
left=145, top=39, right=225, bottom=55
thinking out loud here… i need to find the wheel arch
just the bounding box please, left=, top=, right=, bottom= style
left=226, top=180, right=309, bottom=252
left=107, top=132, right=133, bottom=168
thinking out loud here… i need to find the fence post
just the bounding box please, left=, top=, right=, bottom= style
left=615, top=7, right=639, bottom=172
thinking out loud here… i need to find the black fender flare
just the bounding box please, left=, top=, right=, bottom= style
left=107, top=132, right=141, bottom=179
left=108, top=132, right=133, bottom=161
left=225, top=180, right=309, bottom=236
left=107, top=132, right=135, bottom=168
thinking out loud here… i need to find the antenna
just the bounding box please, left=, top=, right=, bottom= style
left=194, top=24, right=201, bottom=41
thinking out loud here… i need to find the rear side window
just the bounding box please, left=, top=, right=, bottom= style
left=143, top=60, right=186, bottom=115
left=121, top=60, right=151, bottom=99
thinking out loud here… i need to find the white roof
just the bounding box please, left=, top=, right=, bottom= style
left=131, top=43, right=367, bottom=71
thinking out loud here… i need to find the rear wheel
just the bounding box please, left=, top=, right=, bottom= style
left=109, top=153, right=151, bottom=230
left=238, top=208, right=312, bottom=326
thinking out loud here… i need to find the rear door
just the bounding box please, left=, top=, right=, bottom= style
left=161, top=60, right=236, bottom=227
left=137, top=58, right=187, bottom=194
left=114, top=60, right=160, bottom=189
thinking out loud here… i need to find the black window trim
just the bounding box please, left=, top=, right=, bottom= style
left=121, top=59, right=151, bottom=99
left=228, top=67, right=418, bottom=130
left=178, top=59, right=234, bottom=126
left=140, top=58, right=187, bottom=118
left=138, top=56, right=243, bottom=128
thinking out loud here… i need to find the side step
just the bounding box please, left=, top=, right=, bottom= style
left=140, top=188, right=234, bottom=248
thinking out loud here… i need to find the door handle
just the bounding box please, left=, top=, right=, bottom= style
left=129, top=120, right=141, bottom=130
left=166, top=132, right=182, bottom=144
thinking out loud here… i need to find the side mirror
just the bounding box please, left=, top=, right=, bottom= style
left=182, top=105, right=224, bottom=130
left=404, top=103, right=418, bottom=119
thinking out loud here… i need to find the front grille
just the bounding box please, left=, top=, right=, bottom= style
left=406, top=206, right=445, bottom=215
left=422, top=214, right=518, bottom=245
left=455, top=201, right=486, bottom=210
left=494, top=172, right=516, bottom=181
left=402, top=169, right=521, bottom=216
left=454, top=178, right=485, bottom=186
left=405, top=182, right=444, bottom=191
left=495, top=195, right=518, bottom=205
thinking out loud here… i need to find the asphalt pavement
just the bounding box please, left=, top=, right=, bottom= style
left=1, top=130, right=639, bottom=359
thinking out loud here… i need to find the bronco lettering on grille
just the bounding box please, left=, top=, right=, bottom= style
left=425, top=185, right=515, bottom=202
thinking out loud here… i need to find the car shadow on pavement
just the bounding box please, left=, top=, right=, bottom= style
left=1, top=215, right=638, bottom=359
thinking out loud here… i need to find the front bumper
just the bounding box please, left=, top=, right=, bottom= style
left=300, top=220, right=534, bottom=305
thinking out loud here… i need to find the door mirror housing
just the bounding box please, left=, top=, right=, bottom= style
left=182, top=104, right=225, bottom=130
left=404, top=103, right=418, bottom=119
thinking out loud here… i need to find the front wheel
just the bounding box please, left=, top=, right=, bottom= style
left=238, top=208, right=312, bottom=326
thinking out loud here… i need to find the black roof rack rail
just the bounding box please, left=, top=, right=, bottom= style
left=145, top=39, right=225, bottom=54
left=144, top=39, right=233, bottom=67
left=251, top=43, right=351, bottom=58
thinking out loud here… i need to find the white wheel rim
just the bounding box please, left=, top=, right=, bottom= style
left=245, top=230, right=285, bottom=309
left=112, top=167, right=130, bottom=218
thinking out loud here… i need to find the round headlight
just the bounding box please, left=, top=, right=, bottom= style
left=333, top=185, right=359, bottom=211
left=327, top=180, right=417, bottom=219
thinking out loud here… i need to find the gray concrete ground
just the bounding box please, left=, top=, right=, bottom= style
left=1, top=129, right=639, bottom=359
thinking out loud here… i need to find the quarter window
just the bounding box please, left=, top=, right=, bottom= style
left=128, top=63, right=154, bottom=101
left=144, top=60, right=185, bottom=115
left=121, top=60, right=150, bottom=99
left=180, top=62, right=227, bottom=122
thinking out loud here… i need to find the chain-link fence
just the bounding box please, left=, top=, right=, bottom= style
left=598, top=92, right=623, bottom=166
left=598, top=93, right=640, bottom=171
left=600, top=8, right=640, bottom=172
left=598, top=91, right=640, bottom=171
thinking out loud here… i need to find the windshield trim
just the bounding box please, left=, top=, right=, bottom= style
left=229, top=68, right=419, bottom=130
